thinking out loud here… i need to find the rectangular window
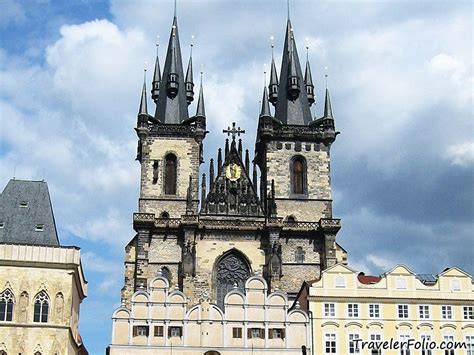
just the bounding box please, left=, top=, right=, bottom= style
left=133, top=325, right=149, bottom=337
left=232, top=327, right=242, bottom=338
left=421, top=335, right=432, bottom=355
left=248, top=328, right=264, bottom=339
left=348, top=303, right=359, bottom=318
left=369, top=304, right=380, bottom=318
left=443, top=335, right=454, bottom=355
left=419, top=305, right=430, bottom=319
left=154, top=326, right=164, bottom=337
left=464, top=306, right=474, bottom=320
left=466, top=335, right=474, bottom=355
left=398, top=304, right=409, bottom=319
left=441, top=306, right=452, bottom=320
left=324, top=303, right=335, bottom=317
left=0, top=222, right=4, bottom=228
left=370, top=334, right=382, bottom=355
left=269, top=328, right=285, bottom=339
left=348, top=333, right=360, bottom=354
left=399, top=334, right=411, bottom=355
left=325, top=333, right=336, bottom=354
left=168, top=326, right=182, bottom=338
left=35, top=224, right=44, bottom=232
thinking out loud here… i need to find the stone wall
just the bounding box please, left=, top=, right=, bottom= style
left=265, top=140, right=333, bottom=221
left=139, top=136, right=200, bottom=217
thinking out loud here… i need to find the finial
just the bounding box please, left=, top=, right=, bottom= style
left=270, top=35, right=275, bottom=58
left=325, top=66, right=329, bottom=88
left=174, top=0, right=177, bottom=18
left=190, top=35, right=194, bottom=55
left=306, top=42, right=309, bottom=61
left=287, top=0, right=290, bottom=20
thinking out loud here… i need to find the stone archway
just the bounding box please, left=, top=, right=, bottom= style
left=214, top=251, right=250, bottom=310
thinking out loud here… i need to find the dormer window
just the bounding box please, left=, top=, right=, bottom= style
left=35, top=224, right=44, bottom=232
left=20, top=201, right=28, bottom=208
left=0, top=222, right=4, bottom=228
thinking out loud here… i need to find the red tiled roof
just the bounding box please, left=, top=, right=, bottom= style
left=357, top=274, right=382, bottom=284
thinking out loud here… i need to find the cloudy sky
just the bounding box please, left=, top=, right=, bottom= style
left=0, top=0, right=472, bottom=353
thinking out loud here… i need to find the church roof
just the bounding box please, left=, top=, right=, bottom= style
left=153, top=16, right=190, bottom=124
left=0, top=179, right=60, bottom=246
left=274, top=20, right=313, bottom=125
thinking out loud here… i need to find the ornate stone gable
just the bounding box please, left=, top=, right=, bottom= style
left=201, top=139, right=263, bottom=217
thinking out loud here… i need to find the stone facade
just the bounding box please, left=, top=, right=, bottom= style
left=0, top=243, right=88, bottom=355
left=110, top=275, right=310, bottom=354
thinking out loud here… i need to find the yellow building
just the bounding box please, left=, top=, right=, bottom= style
left=0, top=179, right=88, bottom=355
left=306, top=263, right=473, bottom=355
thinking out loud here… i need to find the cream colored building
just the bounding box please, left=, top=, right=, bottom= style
left=0, top=179, right=88, bottom=355
left=306, top=263, right=474, bottom=355
left=110, top=274, right=310, bottom=354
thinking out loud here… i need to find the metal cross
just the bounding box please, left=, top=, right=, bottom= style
left=223, top=122, right=245, bottom=140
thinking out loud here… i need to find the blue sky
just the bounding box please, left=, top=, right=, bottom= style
left=0, top=0, right=472, bottom=353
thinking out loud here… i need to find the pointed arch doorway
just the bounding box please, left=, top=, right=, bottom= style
left=214, top=250, right=250, bottom=310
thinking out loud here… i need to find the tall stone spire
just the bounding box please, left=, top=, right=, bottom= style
left=259, top=86, right=272, bottom=118
left=304, top=55, right=315, bottom=106
left=185, top=44, right=194, bottom=105
left=154, top=16, right=189, bottom=124
left=151, top=44, right=161, bottom=104
left=323, top=88, right=334, bottom=119
left=195, top=74, right=205, bottom=118
left=274, top=20, right=312, bottom=125
left=269, top=47, right=279, bottom=106
left=138, top=71, right=148, bottom=117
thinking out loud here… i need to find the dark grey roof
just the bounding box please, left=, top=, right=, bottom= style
left=0, top=179, right=59, bottom=246
left=274, top=20, right=313, bottom=125
left=416, top=273, right=438, bottom=285
left=195, top=78, right=206, bottom=118
left=154, top=16, right=190, bottom=124
left=323, top=88, right=334, bottom=119
left=138, top=78, right=148, bottom=116
left=259, top=86, right=272, bottom=118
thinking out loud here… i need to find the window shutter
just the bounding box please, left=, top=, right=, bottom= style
left=133, top=326, right=137, bottom=336
left=168, top=327, right=172, bottom=337
left=281, top=329, right=286, bottom=339
left=268, top=328, right=273, bottom=339
left=259, top=329, right=264, bottom=339
left=247, top=328, right=252, bottom=339
left=178, top=327, right=183, bottom=337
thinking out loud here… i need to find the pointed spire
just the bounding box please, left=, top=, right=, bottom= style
left=209, top=158, right=215, bottom=186
left=195, top=73, right=205, bottom=118
left=154, top=16, right=189, bottom=123
left=245, top=149, right=250, bottom=174
left=304, top=53, right=315, bottom=106
left=217, top=148, right=223, bottom=175
left=185, top=43, right=194, bottom=104
left=201, top=173, right=206, bottom=207
left=269, top=54, right=279, bottom=106
left=274, top=20, right=312, bottom=125
left=252, top=162, right=258, bottom=188
left=186, top=175, right=193, bottom=215
left=138, top=70, right=148, bottom=116
left=238, top=139, right=243, bottom=157
left=151, top=43, right=161, bottom=103
left=259, top=86, right=272, bottom=118
left=225, top=139, right=229, bottom=159
left=323, top=88, right=334, bottom=119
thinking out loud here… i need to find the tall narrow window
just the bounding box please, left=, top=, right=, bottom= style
left=295, top=247, right=305, bottom=263
left=0, top=289, right=14, bottom=321
left=291, top=157, right=306, bottom=195
left=33, top=291, right=49, bottom=323
left=164, top=154, right=177, bottom=195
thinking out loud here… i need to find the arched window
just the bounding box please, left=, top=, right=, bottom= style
left=164, top=154, right=177, bottom=195
left=0, top=351, right=6, bottom=355
left=161, top=267, right=171, bottom=282
left=214, top=251, right=250, bottom=310
left=160, top=211, right=170, bottom=219
left=295, top=247, right=305, bottom=263
left=33, top=291, right=49, bottom=323
left=291, top=156, right=306, bottom=195
left=0, top=289, right=14, bottom=321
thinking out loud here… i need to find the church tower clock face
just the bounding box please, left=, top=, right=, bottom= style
left=225, top=163, right=241, bottom=181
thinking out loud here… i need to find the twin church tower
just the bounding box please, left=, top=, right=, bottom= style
left=122, top=7, right=346, bottom=310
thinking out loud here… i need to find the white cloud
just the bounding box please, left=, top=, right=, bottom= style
left=445, top=142, right=474, bottom=167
